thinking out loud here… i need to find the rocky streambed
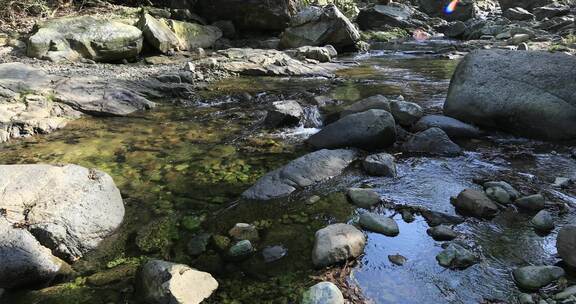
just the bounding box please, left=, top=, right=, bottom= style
left=0, top=46, right=575, bottom=304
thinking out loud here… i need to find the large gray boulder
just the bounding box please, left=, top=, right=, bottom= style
left=138, top=260, right=218, bottom=304
left=0, top=164, right=125, bottom=261
left=0, top=164, right=124, bottom=289
left=0, top=218, right=70, bottom=289
left=307, top=109, right=396, bottom=150
left=242, top=149, right=358, bottom=200
left=557, top=226, right=576, bottom=268
left=27, top=16, right=143, bottom=62
left=280, top=5, right=361, bottom=51
left=444, top=49, right=576, bottom=141
left=312, top=223, right=366, bottom=268
left=195, top=0, right=297, bottom=32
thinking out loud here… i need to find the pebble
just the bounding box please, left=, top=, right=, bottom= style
left=388, top=254, right=407, bottom=266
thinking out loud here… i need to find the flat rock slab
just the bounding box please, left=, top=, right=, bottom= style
left=242, top=149, right=358, bottom=200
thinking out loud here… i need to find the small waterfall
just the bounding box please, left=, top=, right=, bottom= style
left=302, top=105, right=323, bottom=128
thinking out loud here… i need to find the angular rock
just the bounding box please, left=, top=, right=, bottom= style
left=27, top=16, right=143, bottom=62
left=242, top=149, right=358, bottom=200
left=312, top=223, right=366, bottom=268
left=533, top=4, right=570, bottom=21
left=187, top=233, right=212, bottom=256
left=503, top=7, right=535, bottom=21
left=402, top=127, right=462, bottom=157
left=195, top=0, right=297, bottom=32
left=362, top=153, right=397, bottom=177
left=516, top=194, right=545, bottom=212
left=452, top=189, right=499, bottom=219
left=413, top=115, right=482, bottom=139
left=212, top=20, right=235, bottom=39
left=557, top=225, right=576, bottom=268
left=427, top=225, right=458, bottom=241
left=436, top=243, right=478, bottom=269
left=302, top=282, right=344, bottom=304
left=264, top=100, right=304, bottom=128
left=444, top=50, right=576, bottom=140
left=138, top=260, right=218, bottom=304
left=138, top=13, right=181, bottom=53
left=308, top=109, right=396, bottom=150
left=498, top=0, right=553, bottom=12
left=0, top=164, right=124, bottom=262
left=513, top=266, right=565, bottom=290
left=169, top=20, right=222, bottom=50
left=357, top=4, right=427, bottom=30
left=340, top=95, right=391, bottom=118
left=286, top=46, right=334, bottom=63
left=444, top=21, right=467, bottom=38
left=347, top=188, right=381, bottom=208
left=0, top=218, right=70, bottom=289
left=359, top=213, right=399, bottom=236
left=280, top=5, right=360, bottom=51
left=390, top=100, right=424, bottom=126
left=531, top=210, right=554, bottom=232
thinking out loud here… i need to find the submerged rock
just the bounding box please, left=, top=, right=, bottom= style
left=359, top=213, right=399, bottom=236
left=515, top=194, right=545, bottom=212
left=513, top=266, right=565, bottom=290
left=347, top=188, right=381, bottom=208
left=242, top=149, right=358, bottom=200
left=227, top=240, right=254, bottom=259
left=421, top=210, right=465, bottom=227
left=530, top=210, right=554, bottom=232
left=187, top=233, right=212, bottom=256
left=427, top=225, right=458, bottom=241
left=264, top=100, right=304, bottom=128
left=312, top=223, right=366, bottom=268
left=262, top=245, right=288, bottom=263
left=302, top=282, right=344, bottom=304
left=280, top=5, right=360, bottom=51
left=402, top=127, right=462, bottom=157
left=388, top=254, right=407, bottom=266
left=444, top=50, right=576, bottom=141
left=308, top=109, right=396, bottom=150
left=138, top=260, right=218, bottom=304
left=452, top=189, right=499, bottom=219
left=228, top=223, right=259, bottom=242
left=362, top=153, right=397, bottom=177
left=27, top=16, right=143, bottom=62
left=413, top=115, right=483, bottom=139
left=340, top=95, right=391, bottom=118
left=436, top=243, right=478, bottom=269
left=557, top=225, right=576, bottom=268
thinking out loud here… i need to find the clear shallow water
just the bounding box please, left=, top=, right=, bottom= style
left=3, top=51, right=576, bottom=304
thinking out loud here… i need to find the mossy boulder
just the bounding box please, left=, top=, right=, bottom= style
left=169, top=20, right=222, bottom=50
left=27, top=16, right=143, bottom=62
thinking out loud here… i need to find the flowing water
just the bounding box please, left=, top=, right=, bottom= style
left=3, top=50, right=576, bottom=304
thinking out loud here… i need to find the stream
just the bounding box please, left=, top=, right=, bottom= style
left=3, top=48, right=576, bottom=304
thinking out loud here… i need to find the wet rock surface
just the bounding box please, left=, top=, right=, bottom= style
left=513, top=266, right=565, bottom=290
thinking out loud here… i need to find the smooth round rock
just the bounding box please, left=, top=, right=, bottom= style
left=513, top=266, right=565, bottom=290
left=359, top=213, right=399, bottom=237
left=557, top=225, right=576, bottom=268
left=312, top=223, right=366, bottom=268
left=347, top=188, right=380, bottom=208
left=302, top=282, right=344, bottom=304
